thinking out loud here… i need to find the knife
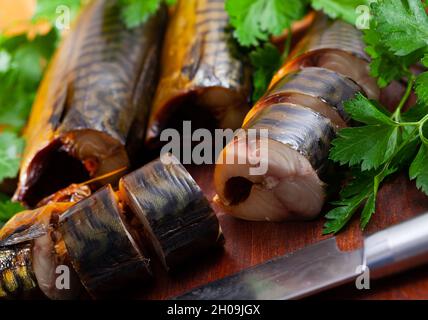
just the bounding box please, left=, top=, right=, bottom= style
left=175, top=213, right=428, bottom=300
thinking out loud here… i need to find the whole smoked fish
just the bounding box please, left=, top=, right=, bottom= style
left=14, top=0, right=167, bottom=207
left=146, top=0, right=251, bottom=147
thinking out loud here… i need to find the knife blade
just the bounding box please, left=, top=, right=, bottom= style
left=175, top=213, right=428, bottom=300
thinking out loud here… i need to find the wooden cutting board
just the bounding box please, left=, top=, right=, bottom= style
left=140, top=165, right=428, bottom=300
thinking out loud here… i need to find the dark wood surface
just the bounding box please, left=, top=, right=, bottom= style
left=139, top=165, right=428, bottom=300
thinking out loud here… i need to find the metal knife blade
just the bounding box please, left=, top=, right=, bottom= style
left=175, top=238, right=363, bottom=300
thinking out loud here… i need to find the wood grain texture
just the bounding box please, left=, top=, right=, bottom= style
left=140, top=165, right=428, bottom=300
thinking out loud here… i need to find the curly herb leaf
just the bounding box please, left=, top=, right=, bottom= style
left=0, top=132, right=25, bottom=183
left=225, top=0, right=308, bottom=47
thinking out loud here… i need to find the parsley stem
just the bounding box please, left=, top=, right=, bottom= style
left=395, top=114, right=428, bottom=127
left=392, top=74, right=415, bottom=122
left=419, top=121, right=428, bottom=145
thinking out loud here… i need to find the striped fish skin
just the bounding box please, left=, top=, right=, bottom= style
left=59, top=185, right=151, bottom=299
left=290, top=15, right=370, bottom=62
left=271, top=14, right=379, bottom=100
left=15, top=0, right=167, bottom=207
left=264, top=67, right=362, bottom=122
left=244, top=103, right=336, bottom=172
left=146, top=0, right=251, bottom=145
left=0, top=244, right=38, bottom=299
left=119, top=154, right=224, bottom=270
left=0, top=203, right=84, bottom=300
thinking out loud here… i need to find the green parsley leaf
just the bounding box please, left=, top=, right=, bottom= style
left=0, top=29, right=58, bottom=132
left=339, top=169, right=374, bottom=198
left=422, top=53, right=428, bottom=67
left=323, top=191, right=368, bottom=234
left=360, top=192, right=376, bottom=229
left=330, top=124, right=399, bottom=171
left=325, top=0, right=428, bottom=233
left=324, top=165, right=397, bottom=234
left=225, top=0, right=308, bottom=47
left=415, top=72, right=428, bottom=105
left=409, top=143, right=428, bottom=195
left=249, top=43, right=282, bottom=102
left=0, top=132, right=25, bottom=183
left=119, top=0, right=176, bottom=29
left=370, top=0, right=428, bottom=57
left=364, top=0, right=428, bottom=87
left=0, top=50, right=11, bottom=72
left=343, top=93, right=394, bottom=125
left=34, top=0, right=82, bottom=25
left=310, top=0, right=369, bottom=25
left=364, top=21, right=420, bottom=87
left=0, top=199, right=24, bottom=227
left=390, top=135, right=420, bottom=167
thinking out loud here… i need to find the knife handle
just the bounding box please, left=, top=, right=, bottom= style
left=364, top=213, right=428, bottom=279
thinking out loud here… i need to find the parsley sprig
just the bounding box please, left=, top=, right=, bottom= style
left=324, top=0, right=428, bottom=234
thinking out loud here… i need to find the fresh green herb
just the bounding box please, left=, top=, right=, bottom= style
left=364, top=0, right=428, bottom=87
left=329, top=94, right=398, bottom=171
left=34, top=0, right=83, bottom=24
left=310, top=0, right=369, bottom=25
left=324, top=73, right=428, bottom=233
left=369, top=0, right=428, bottom=57
left=0, top=197, right=25, bottom=227
left=415, top=71, right=428, bottom=105
left=0, top=29, right=58, bottom=133
left=324, top=0, right=428, bottom=233
left=225, top=0, right=308, bottom=47
left=119, top=0, right=177, bottom=28
left=249, top=43, right=282, bottom=102
left=410, top=143, right=428, bottom=194
left=0, top=132, right=25, bottom=183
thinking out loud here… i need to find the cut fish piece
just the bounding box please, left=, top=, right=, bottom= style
left=215, top=103, right=333, bottom=221
left=59, top=185, right=151, bottom=299
left=119, top=154, right=224, bottom=270
left=214, top=14, right=379, bottom=222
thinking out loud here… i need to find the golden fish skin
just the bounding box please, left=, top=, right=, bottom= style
left=119, top=154, right=224, bottom=270
left=264, top=67, right=362, bottom=122
left=0, top=203, right=84, bottom=300
left=146, top=0, right=251, bottom=146
left=59, top=185, right=151, bottom=299
left=0, top=244, right=38, bottom=299
left=15, top=0, right=167, bottom=207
